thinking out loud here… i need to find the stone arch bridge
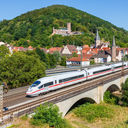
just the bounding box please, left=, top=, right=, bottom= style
left=56, top=71, right=128, bottom=117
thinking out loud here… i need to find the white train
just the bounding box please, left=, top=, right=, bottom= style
left=26, top=62, right=128, bottom=96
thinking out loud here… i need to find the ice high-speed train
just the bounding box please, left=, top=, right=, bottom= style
left=26, top=62, right=128, bottom=96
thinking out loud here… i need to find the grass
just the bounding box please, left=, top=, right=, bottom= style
left=8, top=103, right=128, bottom=128
left=73, top=103, right=114, bottom=122
left=10, top=118, right=49, bottom=128
left=65, top=103, right=128, bottom=128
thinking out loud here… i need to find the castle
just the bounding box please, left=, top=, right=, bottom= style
left=52, top=23, right=82, bottom=36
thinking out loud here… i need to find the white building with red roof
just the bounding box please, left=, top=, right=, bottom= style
left=66, top=56, right=90, bottom=67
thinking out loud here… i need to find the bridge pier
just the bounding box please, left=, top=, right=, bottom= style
left=97, top=85, right=103, bottom=103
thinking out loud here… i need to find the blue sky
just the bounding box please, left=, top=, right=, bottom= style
left=0, top=0, right=128, bottom=30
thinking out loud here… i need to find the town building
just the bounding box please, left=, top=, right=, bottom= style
left=61, top=45, right=77, bottom=56
left=91, top=50, right=111, bottom=63
left=66, top=56, right=90, bottom=67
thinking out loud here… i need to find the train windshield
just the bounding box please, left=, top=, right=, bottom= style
left=31, top=81, right=41, bottom=88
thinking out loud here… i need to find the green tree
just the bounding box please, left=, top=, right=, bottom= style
left=53, top=51, right=61, bottom=64
left=0, top=45, right=9, bottom=59
left=72, top=52, right=78, bottom=57
left=0, top=52, right=46, bottom=88
left=48, top=53, right=57, bottom=68
left=31, top=103, right=72, bottom=128
left=35, top=48, right=50, bottom=69
left=60, top=56, right=66, bottom=66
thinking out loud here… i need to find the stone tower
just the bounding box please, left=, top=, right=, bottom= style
left=95, top=29, right=101, bottom=48
left=112, top=36, right=116, bottom=62
left=67, top=23, right=71, bottom=33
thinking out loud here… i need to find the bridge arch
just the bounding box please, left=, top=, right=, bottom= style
left=103, top=81, right=121, bottom=95
left=105, top=84, right=120, bottom=93
left=65, top=97, right=96, bottom=115
left=57, top=94, right=97, bottom=117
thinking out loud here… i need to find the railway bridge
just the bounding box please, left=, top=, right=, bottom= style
left=56, top=71, right=128, bottom=116
left=2, top=69, right=128, bottom=120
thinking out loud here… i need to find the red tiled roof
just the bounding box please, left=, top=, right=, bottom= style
left=83, top=45, right=89, bottom=48
left=102, top=47, right=110, bottom=50
left=28, top=46, right=33, bottom=49
left=48, top=47, right=62, bottom=54
left=67, top=45, right=77, bottom=53
left=67, top=56, right=89, bottom=62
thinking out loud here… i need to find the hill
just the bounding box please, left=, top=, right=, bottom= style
left=0, top=5, right=128, bottom=47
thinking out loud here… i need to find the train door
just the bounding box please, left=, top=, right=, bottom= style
left=84, top=70, right=88, bottom=80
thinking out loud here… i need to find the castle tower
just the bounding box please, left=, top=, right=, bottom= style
left=67, top=23, right=71, bottom=33
left=95, top=29, right=101, bottom=48
left=112, top=36, right=116, bottom=62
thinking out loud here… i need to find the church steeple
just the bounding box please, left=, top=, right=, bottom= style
left=96, top=29, right=100, bottom=41
left=112, top=36, right=116, bottom=46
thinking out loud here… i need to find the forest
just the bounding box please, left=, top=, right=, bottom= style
left=0, top=5, right=128, bottom=48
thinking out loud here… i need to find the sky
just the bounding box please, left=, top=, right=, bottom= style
left=0, top=0, right=128, bottom=30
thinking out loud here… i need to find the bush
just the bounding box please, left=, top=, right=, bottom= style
left=104, top=91, right=118, bottom=105
left=31, top=103, right=72, bottom=128
left=73, top=103, right=114, bottom=122
left=121, top=79, right=128, bottom=106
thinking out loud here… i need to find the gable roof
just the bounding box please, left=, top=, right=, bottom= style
left=91, top=50, right=110, bottom=59
left=67, top=45, right=77, bottom=53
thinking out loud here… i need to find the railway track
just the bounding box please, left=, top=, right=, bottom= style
left=3, top=69, right=128, bottom=117
left=3, top=92, right=26, bottom=107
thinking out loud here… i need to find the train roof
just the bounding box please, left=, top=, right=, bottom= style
left=38, top=70, right=85, bottom=82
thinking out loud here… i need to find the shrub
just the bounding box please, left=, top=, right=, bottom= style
left=121, top=79, right=128, bottom=106
left=104, top=91, right=118, bottom=105
left=31, top=103, right=72, bottom=128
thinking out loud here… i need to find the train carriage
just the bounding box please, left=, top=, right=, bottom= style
left=26, top=62, right=128, bottom=97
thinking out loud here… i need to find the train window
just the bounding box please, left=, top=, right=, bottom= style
left=38, top=85, right=44, bottom=89
left=59, top=74, right=84, bottom=83
left=31, top=81, right=41, bottom=87
left=114, top=65, right=126, bottom=69
left=44, top=82, right=53, bottom=87
left=93, top=68, right=111, bottom=74
left=55, top=80, right=57, bottom=84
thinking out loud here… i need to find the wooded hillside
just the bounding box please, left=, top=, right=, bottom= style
left=0, top=5, right=128, bottom=47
